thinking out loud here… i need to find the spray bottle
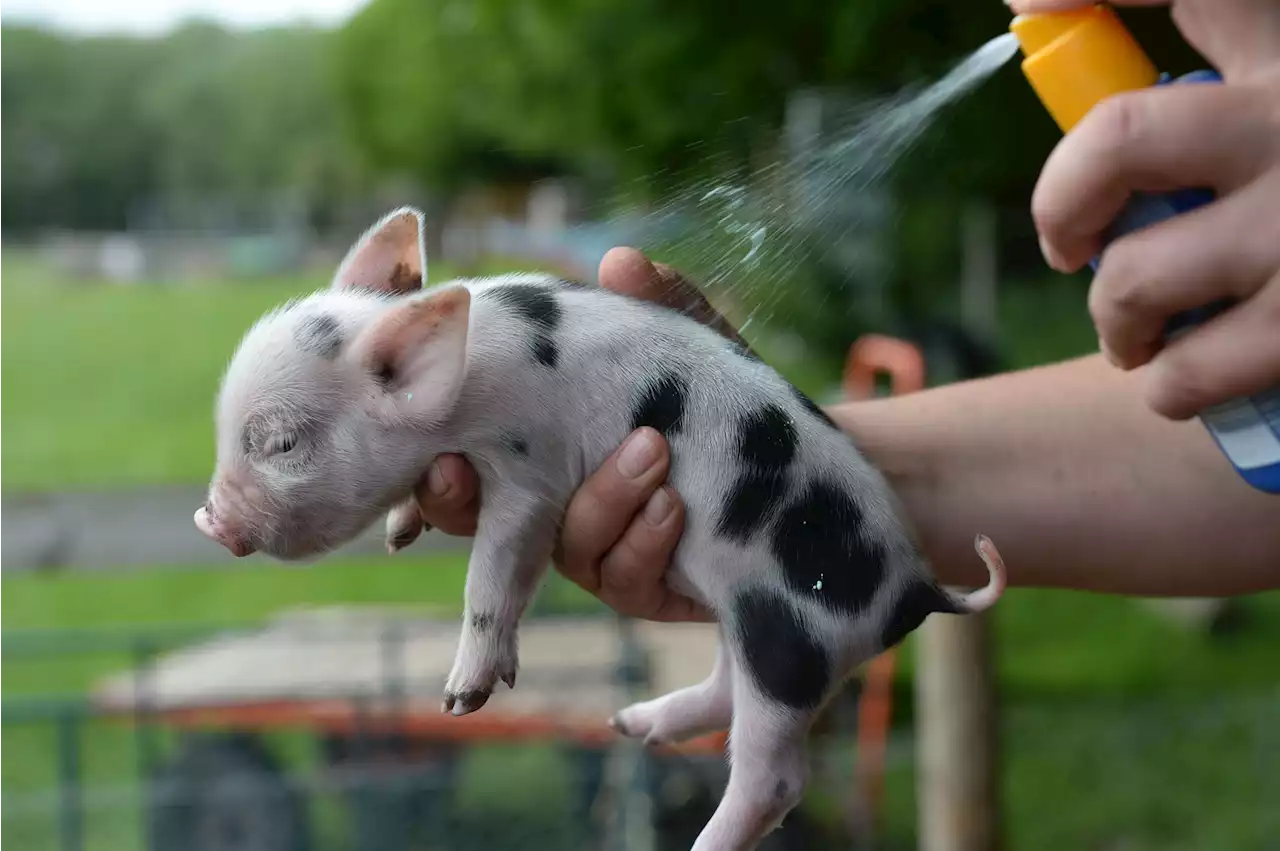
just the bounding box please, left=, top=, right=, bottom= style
left=1009, top=5, right=1280, bottom=494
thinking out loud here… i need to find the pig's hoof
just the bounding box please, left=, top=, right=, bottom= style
left=443, top=637, right=518, bottom=714
left=443, top=689, right=491, bottom=716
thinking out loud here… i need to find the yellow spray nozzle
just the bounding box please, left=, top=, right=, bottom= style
left=1011, top=5, right=1158, bottom=132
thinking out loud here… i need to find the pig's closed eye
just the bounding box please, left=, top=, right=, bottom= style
left=267, top=432, right=299, bottom=456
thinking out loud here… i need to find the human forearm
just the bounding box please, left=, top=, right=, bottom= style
left=832, top=354, right=1280, bottom=596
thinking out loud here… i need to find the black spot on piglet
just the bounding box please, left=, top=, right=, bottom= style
left=717, top=405, right=798, bottom=543
left=738, top=404, right=797, bottom=469
left=295, top=314, right=343, bottom=360
left=879, top=580, right=953, bottom=650
left=771, top=480, right=886, bottom=615
left=791, top=385, right=840, bottom=431
left=631, top=371, right=688, bottom=438
left=728, top=340, right=764, bottom=363
left=487, top=284, right=562, bottom=367
left=733, top=587, right=829, bottom=711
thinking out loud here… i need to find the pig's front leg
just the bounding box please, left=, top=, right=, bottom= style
left=385, top=496, right=426, bottom=554
left=443, top=485, right=560, bottom=716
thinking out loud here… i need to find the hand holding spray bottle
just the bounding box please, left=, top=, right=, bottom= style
left=1009, top=5, right=1280, bottom=494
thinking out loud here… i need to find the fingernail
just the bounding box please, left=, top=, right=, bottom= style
left=617, top=430, right=662, bottom=479
left=428, top=462, right=450, bottom=497
left=1038, top=235, right=1068, bottom=272
left=644, top=488, right=674, bottom=525
left=1099, top=338, right=1121, bottom=368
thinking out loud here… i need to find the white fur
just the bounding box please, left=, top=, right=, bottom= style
left=199, top=210, right=1007, bottom=851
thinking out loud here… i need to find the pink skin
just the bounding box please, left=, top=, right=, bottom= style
left=192, top=207, right=445, bottom=564
left=193, top=503, right=256, bottom=557
left=195, top=465, right=263, bottom=557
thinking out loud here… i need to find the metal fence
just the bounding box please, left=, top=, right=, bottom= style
left=6, top=612, right=1280, bottom=851
left=1, top=613, right=858, bottom=851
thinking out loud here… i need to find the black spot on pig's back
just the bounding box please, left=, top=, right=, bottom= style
left=486, top=284, right=563, bottom=367
left=771, top=480, right=886, bottom=615
left=717, top=404, right=799, bottom=542
left=728, top=339, right=764, bottom=363
left=791, top=385, right=840, bottom=430
left=738, top=404, right=797, bottom=469
left=631, top=371, right=688, bottom=438
left=733, top=587, right=829, bottom=711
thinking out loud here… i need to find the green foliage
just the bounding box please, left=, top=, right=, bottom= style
left=332, top=0, right=1204, bottom=203
left=1, top=23, right=367, bottom=233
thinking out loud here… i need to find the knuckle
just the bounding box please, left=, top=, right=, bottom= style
left=1092, top=243, right=1153, bottom=327
left=602, top=516, right=677, bottom=593
left=1260, top=284, right=1280, bottom=325
left=599, top=545, right=646, bottom=596
left=1088, top=92, right=1145, bottom=159
left=1147, top=351, right=1211, bottom=419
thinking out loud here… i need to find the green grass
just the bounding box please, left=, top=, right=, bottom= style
left=5, top=253, right=1276, bottom=849
left=2, top=264, right=317, bottom=492
left=1, top=551, right=607, bottom=696
left=0, top=550, right=601, bottom=849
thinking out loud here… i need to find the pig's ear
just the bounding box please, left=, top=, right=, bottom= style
left=349, top=286, right=470, bottom=422
left=333, top=207, right=428, bottom=295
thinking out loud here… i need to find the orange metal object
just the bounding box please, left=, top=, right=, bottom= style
left=842, top=332, right=927, bottom=834
left=843, top=334, right=926, bottom=398
left=103, top=699, right=728, bottom=757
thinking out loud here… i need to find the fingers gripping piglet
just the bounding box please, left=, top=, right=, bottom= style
left=195, top=207, right=1008, bottom=851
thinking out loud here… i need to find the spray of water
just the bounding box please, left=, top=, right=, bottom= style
left=613, top=32, right=1021, bottom=335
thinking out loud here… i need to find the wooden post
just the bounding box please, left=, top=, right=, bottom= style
left=915, top=201, right=1001, bottom=851
left=915, top=613, right=999, bottom=851
left=844, top=336, right=926, bottom=847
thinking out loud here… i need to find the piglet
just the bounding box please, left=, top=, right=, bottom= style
left=195, top=207, right=1007, bottom=851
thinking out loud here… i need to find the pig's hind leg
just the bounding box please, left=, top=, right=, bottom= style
left=609, top=630, right=734, bottom=745
left=690, top=587, right=832, bottom=851
left=690, top=537, right=1012, bottom=850
left=443, top=485, right=561, bottom=716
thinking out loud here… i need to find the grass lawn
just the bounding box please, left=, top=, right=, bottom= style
left=5, top=252, right=1276, bottom=849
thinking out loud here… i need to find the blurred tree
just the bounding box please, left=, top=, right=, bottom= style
left=335, top=1, right=1202, bottom=204
left=1, top=23, right=370, bottom=233
left=3, top=2, right=1203, bottom=251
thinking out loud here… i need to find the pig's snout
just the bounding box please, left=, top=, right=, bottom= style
left=194, top=502, right=257, bottom=558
